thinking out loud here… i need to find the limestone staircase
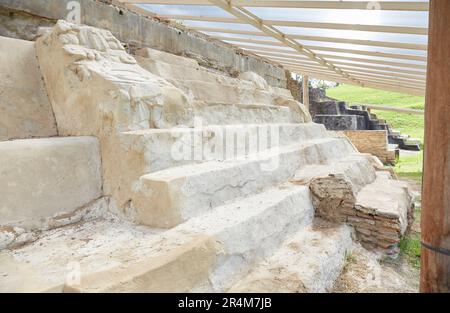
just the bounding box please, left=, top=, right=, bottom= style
left=0, top=21, right=413, bottom=293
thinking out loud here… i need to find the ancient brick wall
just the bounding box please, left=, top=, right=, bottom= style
left=341, top=130, right=397, bottom=164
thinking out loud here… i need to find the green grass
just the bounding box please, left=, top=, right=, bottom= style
left=327, top=85, right=425, bottom=142
left=395, top=152, right=423, bottom=182
left=399, top=233, right=421, bottom=268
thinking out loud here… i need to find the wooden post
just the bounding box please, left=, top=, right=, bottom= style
left=420, top=0, right=450, bottom=293
left=302, top=75, right=310, bottom=109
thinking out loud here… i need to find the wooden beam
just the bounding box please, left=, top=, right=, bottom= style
left=289, top=35, right=427, bottom=52
left=216, top=36, right=428, bottom=62
left=238, top=45, right=427, bottom=69
left=285, top=65, right=425, bottom=90
left=266, top=20, right=428, bottom=35
left=330, top=61, right=427, bottom=76
left=345, top=72, right=425, bottom=84
left=192, top=26, right=428, bottom=51
left=250, top=50, right=427, bottom=76
left=302, top=75, right=310, bottom=109
left=337, top=66, right=426, bottom=80
left=123, top=1, right=429, bottom=11
left=350, top=75, right=426, bottom=87
left=360, top=82, right=425, bottom=96
left=421, top=0, right=450, bottom=293
left=158, top=14, right=428, bottom=35
left=277, top=58, right=426, bottom=85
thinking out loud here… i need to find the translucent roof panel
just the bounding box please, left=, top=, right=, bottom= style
left=131, top=1, right=429, bottom=96
left=247, top=7, right=428, bottom=26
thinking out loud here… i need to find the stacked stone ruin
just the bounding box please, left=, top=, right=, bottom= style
left=0, top=20, right=414, bottom=292
left=309, top=94, right=421, bottom=151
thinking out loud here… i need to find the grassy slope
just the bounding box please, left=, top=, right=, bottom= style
left=327, top=85, right=424, bottom=179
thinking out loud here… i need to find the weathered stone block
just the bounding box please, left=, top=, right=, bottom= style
left=0, top=136, right=102, bottom=231
left=314, top=115, right=365, bottom=131
left=0, top=36, right=57, bottom=140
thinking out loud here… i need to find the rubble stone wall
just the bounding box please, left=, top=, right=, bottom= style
left=286, top=71, right=301, bottom=101
left=341, top=130, right=396, bottom=164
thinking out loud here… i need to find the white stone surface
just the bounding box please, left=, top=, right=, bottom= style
left=36, top=20, right=193, bottom=134
left=230, top=219, right=354, bottom=292
left=136, top=48, right=300, bottom=111
left=0, top=36, right=57, bottom=140
left=136, top=55, right=250, bottom=87
left=0, top=184, right=314, bottom=293
left=293, top=153, right=377, bottom=193
left=172, top=79, right=277, bottom=105
left=134, top=138, right=355, bottom=227
left=192, top=101, right=295, bottom=125
left=0, top=137, right=102, bottom=231
left=239, top=71, right=270, bottom=90
left=135, top=47, right=199, bottom=68
left=119, top=123, right=330, bottom=174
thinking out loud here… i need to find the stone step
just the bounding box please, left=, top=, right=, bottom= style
left=293, top=153, right=377, bottom=193
left=0, top=36, right=57, bottom=141
left=0, top=184, right=314, bottom=292
left=172, top=79, right=279, bottom=106
left=136, top=53, right=304, bottom=124
left=348, top=172, right=414, bottom=251
left=119, top=123, right=330, bottom=174
left=192, top=101, right=297, bottom=125
left=132, top=137, right=354, bottom=227
left=135, top=54, right=254, bottom=88
left=229, top=219, right=354, bottom=292
left=136, top=49, right=293, bottom=106
left=136, top=48, right=294, bottom=100
left=0, top=137, right=103, bottom=248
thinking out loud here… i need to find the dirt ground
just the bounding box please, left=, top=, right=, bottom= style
left=332, top=178, right=422, bottom=293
